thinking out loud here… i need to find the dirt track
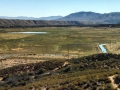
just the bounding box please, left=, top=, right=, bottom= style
left=0, top=58, right=45, bottom=70
left=108, top=75, right=120, bottom=90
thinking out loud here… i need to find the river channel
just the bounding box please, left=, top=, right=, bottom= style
left=99, top=44, right=107, bottom=53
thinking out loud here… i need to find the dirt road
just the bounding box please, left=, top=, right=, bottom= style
left=108, top=75, right=120, bottom=90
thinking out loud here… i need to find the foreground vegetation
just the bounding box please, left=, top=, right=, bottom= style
left=0, top=53, right=120, bottom=90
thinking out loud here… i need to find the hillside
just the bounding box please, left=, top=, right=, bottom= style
left=58, top=12, right=120, bottom=24
left=0, top=53, right=120, bottom=90
left=0, top=19, right=88, bottom=28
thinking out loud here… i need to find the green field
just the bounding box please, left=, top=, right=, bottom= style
left=0, top=27, right=120, bottom=55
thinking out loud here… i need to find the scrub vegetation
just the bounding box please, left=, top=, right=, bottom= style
left=0, top=53, right=120, bottom=90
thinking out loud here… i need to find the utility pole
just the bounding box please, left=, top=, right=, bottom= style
left=67, top=46, right=70, bottom=60
left=110, top=40, right=112, bottom=50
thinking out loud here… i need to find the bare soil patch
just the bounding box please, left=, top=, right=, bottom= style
left=0, top=58, right=45, bottom=70
left=108, top=75, right=120, bottom=90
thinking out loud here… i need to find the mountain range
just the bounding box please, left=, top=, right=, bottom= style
left=58, top=12, right=120, bottom=24
left=1, top=12, right=120, bottom=24
left=1, top=11, right=120, bottom=27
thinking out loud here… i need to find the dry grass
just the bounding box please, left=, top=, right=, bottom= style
left=106, top=42, right=120, bottom=54
left=0, top=33, right=34, bottom=40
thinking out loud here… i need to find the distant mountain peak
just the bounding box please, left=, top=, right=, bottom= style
left=57, top=11, right=120, bottom=24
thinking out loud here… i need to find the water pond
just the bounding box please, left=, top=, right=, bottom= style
left=9, top=32, right=48, bottom=34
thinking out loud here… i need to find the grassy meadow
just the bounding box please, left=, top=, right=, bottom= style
left=0, top=27, right=120, bottom=55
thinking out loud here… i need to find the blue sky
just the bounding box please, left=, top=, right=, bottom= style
left=0, top=0, right=120, bottom=17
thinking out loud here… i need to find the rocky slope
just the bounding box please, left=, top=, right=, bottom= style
left=1, top=53, right=120, bottom=90
left=0, top=19, right=88, bottom=28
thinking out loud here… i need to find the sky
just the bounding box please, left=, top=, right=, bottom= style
left=0, top=0, right=120, bottom=17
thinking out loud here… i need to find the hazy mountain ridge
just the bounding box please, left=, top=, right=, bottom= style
left=0, top=16, right=63, bottom=20
left=39, top=16, right=63, bottom=20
